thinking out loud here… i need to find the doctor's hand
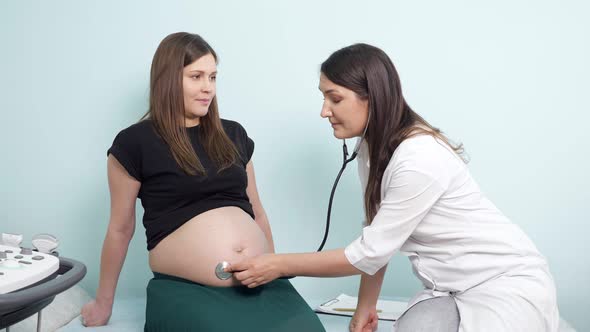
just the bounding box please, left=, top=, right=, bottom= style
left=349, top=307, right=379, bottom=332
left=81, top=299, right=112, bottom=327
left=226, top=253, right=284, bottom=288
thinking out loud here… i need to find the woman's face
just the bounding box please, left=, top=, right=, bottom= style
left=182, top=53, right=217, bottom=127
left=319, top=73, right=369, bottom=139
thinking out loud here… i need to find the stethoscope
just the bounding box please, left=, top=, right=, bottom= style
left=318, top=111, right=370, bottom=252
left=215, top=114, right=370, bottom=280
left=315, top=134, right=366, bottom=252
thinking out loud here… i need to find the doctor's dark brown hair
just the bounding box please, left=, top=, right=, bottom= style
left=321, top=43, right=465, bottom=225
left=142, top=32, right=238, bottom=175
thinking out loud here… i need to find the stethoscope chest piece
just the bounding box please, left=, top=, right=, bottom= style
left=215, top=261, right=233, bottom=280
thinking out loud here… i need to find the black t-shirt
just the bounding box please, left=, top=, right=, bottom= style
left=107, top=119, right=255, bottom=250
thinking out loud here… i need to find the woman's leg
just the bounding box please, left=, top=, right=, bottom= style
left=145, top=273, right=325, bottom=332
left=395, top=296, right=460, bottom=332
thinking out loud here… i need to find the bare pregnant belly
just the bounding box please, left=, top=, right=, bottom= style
left=148, top=206, right=269, bottom=287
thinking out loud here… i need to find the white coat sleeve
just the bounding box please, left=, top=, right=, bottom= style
left=344, top=169, right=446, bottom=275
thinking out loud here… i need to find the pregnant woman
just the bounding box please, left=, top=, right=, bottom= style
left=80, top=32, right=325, bottom=332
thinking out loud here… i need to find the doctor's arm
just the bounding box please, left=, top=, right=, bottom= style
left=230, top=249, right=362, bottom=287
left=357, top=265, right=387, bottom=308
left=230, top=167, right=445, bottom=287
left=246, top=160, right=275, bottom=253
left=281, top=249, right=362, bottom=277
left=349, top=265, right=388, bottom=332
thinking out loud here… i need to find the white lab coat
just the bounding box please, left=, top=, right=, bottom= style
left=344, top=135, right=559, bottom=332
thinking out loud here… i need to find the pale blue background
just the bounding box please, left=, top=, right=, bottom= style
left=1, top=0, right=589, bottom=330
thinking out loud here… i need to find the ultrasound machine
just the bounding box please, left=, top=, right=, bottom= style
left=0, top=233, right=86, bottom=331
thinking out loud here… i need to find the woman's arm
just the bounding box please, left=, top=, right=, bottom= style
left=245, top=161, right=275, bottom=253
left=81, top=155, right=140, bottom=326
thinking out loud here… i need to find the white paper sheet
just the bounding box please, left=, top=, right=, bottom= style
left=314, top=294, right=408, bottom=321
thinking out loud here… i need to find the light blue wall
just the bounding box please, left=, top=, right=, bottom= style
left=1, top=0, right=588, bottom=329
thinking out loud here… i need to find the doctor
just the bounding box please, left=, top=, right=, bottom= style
left=227, top=43, right=559, bottom=332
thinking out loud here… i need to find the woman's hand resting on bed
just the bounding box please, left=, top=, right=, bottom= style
left=81, top=299, right=112, bottom=327
left=227, top=253, right=283, bottom=288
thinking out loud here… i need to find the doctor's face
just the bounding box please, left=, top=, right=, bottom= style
left=319, top=74, right=369, bottom=139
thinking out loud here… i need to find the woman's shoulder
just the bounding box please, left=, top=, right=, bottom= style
left=220, top=118, right=255, bottom=160
left=220, top=118, right=250, bottom=137
left=121, top=119, right=154, bottom=134
left=220, top=118, right=245, bottom=131
left=112, top=119, right=157, bottom=146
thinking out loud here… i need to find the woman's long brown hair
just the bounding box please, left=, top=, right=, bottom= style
left=321, top=43, right=466, bottom=225
left=143, top=32, right=238, bottom=175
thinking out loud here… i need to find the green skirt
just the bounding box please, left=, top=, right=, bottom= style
left=145, top=272, right=326, bottom=332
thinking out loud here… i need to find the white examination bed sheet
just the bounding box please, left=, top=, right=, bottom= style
left=58, top=296, right=577, bottom=332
